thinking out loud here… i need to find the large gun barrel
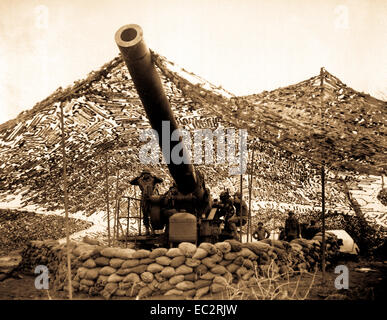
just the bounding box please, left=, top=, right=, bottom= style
left=115, top=24, right=197, bottom=195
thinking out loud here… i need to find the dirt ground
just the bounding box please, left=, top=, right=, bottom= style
left=0, top=258, right=385, bottom=300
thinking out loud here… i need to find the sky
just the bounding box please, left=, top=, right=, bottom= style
left=0, top=0, right=386, bottom=124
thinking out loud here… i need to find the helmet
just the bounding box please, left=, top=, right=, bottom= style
left=220, top=191, right=230, bottom=200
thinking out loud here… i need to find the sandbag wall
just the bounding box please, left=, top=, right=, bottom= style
left=20, top=235, right=342, bottom=299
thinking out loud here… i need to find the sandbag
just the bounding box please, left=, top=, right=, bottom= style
left=119, top=282, right=132, bottom=291
left=195, top=285, right=210, bottom=298
left=242, top=259, right=254, bottom=270
left=165, top=289, right=184, bottom=296
left=236, top=266, right=248, bottom=278
left=211, top=265, right=227, bottom=275
left=114, top=289, right=127, bottom=297
left=200, top=272, right=216, bottom=280
left=96, top=275, right=108, bottom=286
left=183, top=289, right=197, bottom=298
left=185, top=258, right=201, bottom=268
left=160, top=267, right=176, bottom=279
left=215, top=242, right=232, bottom=253
left=121, top=259, right=140, bottom=269
left=209, top=252, right=223, bottom=263
left=169, top=275, right=185, bottom=285
left=107, top=274, right=124, bottom=283
left=80, top=279, right=94, bottom=287
left=110, top=258, right=125, bottom=269
left=211, top=282, right=226, bottom=293
left=123, top=273, right=140, bottom=283
left=95, top=257, right=110, bottom=267
left=99, top=266, right=117, bottom=276
left=149, top=248, right=168, bottom=259
left=158, top=281, right=174, bottom=292
left=237, top=248, right=257, bottom=260
left=192, top=248, right=208, bottom=260
left=156, top=256, right=171, bottom=266
left=83, top=258, right=96, bottom=269
left=166, top=248, right=184, bottom=258
left=100, top=247, right=135, bottom=259
left=201, top=257, right=216, bottom=268
left=175, top=265, right=193, bottom=275
left=226, top=263, right=239, bottom=273
left=219, top=259, right=232, bottom=267
left=195, top=279, right=212, bottom=289
left=73, top=244, right=99, bottom=260
left=178, top=242, right=197, bottom=257
left=138, top=286, right=153, bottom=298
left=176, top=280, right=195, bottom=291
left=85, top=268, right=100, bottom=280
left=154, top=272, right=165, bottom=282
left=77, top=267, right=88, bottom=278
left=224, top=252, right=237, bottom=261
left=147, top=263, right=164, bottom=274
left=198, top=242, right=217, bottom=255
left=116, top=268, right=132, bottom=276
left=140, top=258, right=156, bottom=265
left=233, top=256, right=244, bottom=266
left=225, top=239, right=242, bottom=252
left=170, top=256, right=186, bottom=268
left=194, top=264, right=208, bottom=276
left=184, top=273, right=197, bottom=282
left=141, top=272, right=154, bottom=283
left=213, top=275, right=228, bottom=286
left=126, top=264, right=147, bottom=274
left=104, top=282, right=118, bottom=294
left=132, top=249, right=151, bottom=259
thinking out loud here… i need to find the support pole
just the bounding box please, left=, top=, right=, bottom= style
left=240, top=174, right=243, bottom=243
left=320, top=67, right=326, bottom=282
left=248, top=147, right=255, bottom=242
left=321, top=163, right=326, bottom=281
left=114, top=169, right=120, bottom=243
left=59, top=102, right=72, bottom=300
left=126, top=197, right=130, bottom=248
left=105, top=153, right=111, bottom=246
left=137, top=189, right=142, bottom=236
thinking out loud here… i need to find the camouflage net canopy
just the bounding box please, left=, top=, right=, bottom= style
left=0, top=52, right=385, bottom=217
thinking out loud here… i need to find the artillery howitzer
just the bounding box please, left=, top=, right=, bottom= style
left=115, top=24, right=235, bottom=247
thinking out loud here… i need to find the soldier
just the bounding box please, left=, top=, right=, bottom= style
left=304, top=220, right=320, bottom=240
left=228, top=192, right=248, bottom=239
left=253, top=222, right=270, bottom=241
left=216, top=191, right=235, bottom=220
left=284, top=211, right=301, bottom=241
left=130, top=168, right=163, bottom=235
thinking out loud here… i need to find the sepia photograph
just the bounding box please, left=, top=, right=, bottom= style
left=0, top=0, right=386, bottom=313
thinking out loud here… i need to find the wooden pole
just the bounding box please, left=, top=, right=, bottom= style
left=248, top=147, right=255, bottom=242
left=240, top=174, right=243, bottom=243
left=320, top=67, right=326, bottom=282
left=137, top=189, right=142, bottom=236
left=105, top=153, right=111, bottom=246
left=126, top=197, right=130, bottom=248
left=59, top=102, right=72, bottom=300
left=114, top=169, right=120, bottom=243
left=321, top=163, right=326, bottom=281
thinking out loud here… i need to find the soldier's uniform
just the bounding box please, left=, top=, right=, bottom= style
left=130, top=169, right=163, bottom=235
left=228, top=192, right=248, bottom=239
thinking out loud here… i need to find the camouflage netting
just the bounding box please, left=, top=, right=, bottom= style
left=2, top=52, right=384, bottom=215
